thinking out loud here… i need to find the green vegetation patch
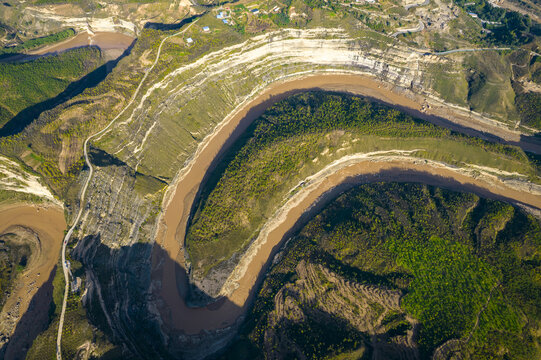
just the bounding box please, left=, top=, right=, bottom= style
left=464, top=52, right=517, bottom=120
left=388, top=235, right=519, bottom=353
left=516, top=91, right=541, bottom=129
left=0, top=28, right=76, bottom=57
left=0, top=46, right=104, bottom=129
left=454, top=0, right=540, bottom=46
left=27, top=259, right=118, bottom=359
left=0, top=188, right=45, bottom=205
left=429, top=62, right=469, bottom=107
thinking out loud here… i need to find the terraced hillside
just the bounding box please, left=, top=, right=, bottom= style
left=50, top=76, right=541, bottom=358
left=222, top=182, right=541, bottom=359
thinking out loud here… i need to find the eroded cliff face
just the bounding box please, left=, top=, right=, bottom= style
left=73, top=234, right=166, bottom=359
left=66, top=28, right=486, bottom=359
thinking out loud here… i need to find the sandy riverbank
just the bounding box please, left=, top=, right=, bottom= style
left=1, top=31, right=135, bottom=64
left=151, top=73, right=541, bottom=335
left=221, top=156, right=541, bottom=305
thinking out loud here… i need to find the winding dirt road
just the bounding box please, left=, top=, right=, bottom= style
left=152, top=74, right=541, bottom=336
left=55, top=20, right=198, bottom=360
left=4, top=20, right=539, bottom=358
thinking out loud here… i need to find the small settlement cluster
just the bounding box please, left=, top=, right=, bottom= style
left=185, top=7, right=261, bottom=46
left=185, top=25, right=210, bottom=45
left=186, top=24, right=211, bottom=45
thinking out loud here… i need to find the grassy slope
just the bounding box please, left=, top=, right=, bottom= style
left=464, top=52, right=517, bottom=119
left=0, top=46, right=103, bottom=129
left=0, top=19, right=246, bottom=201
left=0, top=188, right=45, bottom=205
left=186, top=92, right=537, bottom=277
left=0, top=2, right=535, bottom=358
left=0, top=1, right=536, bottom=206
left=222, top=183, right=541, bottom=359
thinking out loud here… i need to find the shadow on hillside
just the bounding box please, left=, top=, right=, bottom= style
left=71, top=87, right=541, bottom=357
left=0, top=41, right=136, bottom=138
left=69, top=235, right=243, bottom=358
left=187, top=88, right=330, bottom=256
left=0, top=266, right=57, bottom=360
left=186, top=87, right=541, bottom=305
left=190, top=154, right=541, bottom=314
left=329, top=89, right=541, bottom=155
left=290, top=167, right=541, bottom=230
left=520, top=133, right=541, bottom=155
left=144, top=14, right=202, bottom=31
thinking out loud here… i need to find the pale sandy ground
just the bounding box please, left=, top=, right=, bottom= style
left=0, top=156, right=59, bottom=203
left=152, top=74, right=541, bottom=335
left=0, top=203, right=66, bottom=347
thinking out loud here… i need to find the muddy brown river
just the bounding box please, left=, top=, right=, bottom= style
left=0, top=203, right=66, bottom=316
left=152, top=73, right=541, bottom=335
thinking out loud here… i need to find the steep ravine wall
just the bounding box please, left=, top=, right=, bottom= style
left=69, top=28, right=521, bottom=359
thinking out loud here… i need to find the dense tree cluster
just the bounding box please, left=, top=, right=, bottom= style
left=455, top=0, right=540, bottom=45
